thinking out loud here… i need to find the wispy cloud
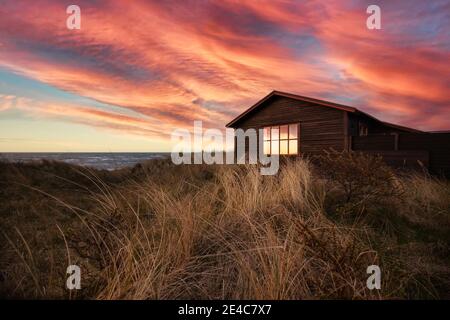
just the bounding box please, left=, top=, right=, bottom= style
left=0, top=0, right=448, bottom=142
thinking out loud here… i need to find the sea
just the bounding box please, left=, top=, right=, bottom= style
left=0, top=153, right=171, bottom=170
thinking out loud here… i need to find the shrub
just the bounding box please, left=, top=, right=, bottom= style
left=316, top=149, right=401, bottom=216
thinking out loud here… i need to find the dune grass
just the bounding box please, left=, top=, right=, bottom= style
left=0, top=154, right=449, bottom=299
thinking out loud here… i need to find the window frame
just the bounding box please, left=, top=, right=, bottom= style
left=359, top=122, right=368, bottom=136
left=262, top=122, right=300, bottom=156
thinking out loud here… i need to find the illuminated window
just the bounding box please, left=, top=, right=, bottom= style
left=271, top=127, right=279, bottom=141
left=280, top=140, right=288, bottom=155
left=289, top=124, right=298, bottom=139
left=271, top=140, right=279, bottom=154
left=280, top=125, right=288, bottom=140
left=263, top=127, right=271, bottom=140
left=263, top=123, right=299, bottom=155
left=289, top=139, right=298, bottom=155
left=263, top=141, right=271, bottom=155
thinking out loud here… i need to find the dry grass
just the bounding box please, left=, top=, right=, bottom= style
left=0, top=155, right=449, bottom=299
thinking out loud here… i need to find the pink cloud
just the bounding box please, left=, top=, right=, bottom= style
left=0, top=0, right=448, bottom=137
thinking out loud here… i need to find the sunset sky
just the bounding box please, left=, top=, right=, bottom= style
left=0, top=0, right=449, bottom=152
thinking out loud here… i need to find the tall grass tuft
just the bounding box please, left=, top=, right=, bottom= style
left=0, top=156, right=449, bottom=299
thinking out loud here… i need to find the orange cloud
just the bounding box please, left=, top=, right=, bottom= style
left=0, top=0, right=448, bottom=138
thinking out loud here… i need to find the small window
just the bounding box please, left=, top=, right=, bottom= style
left=271, top=127, right=279, bottom=140
left=280, top=125, right=288, bottom=140
left=289, top=140, right=298, bottom=155
left=263, top=141, right=271, bottom=155
left=271, top=140, right=279, bottom=154
left=263, top=127, right=271, bottom=141
left=359, top=122, right=368, bottom=136
left=289, top=124, right=298, bottom=139
left=280, top=140, right=288, bottom=155
left=262, top=123, right=299, bottom=155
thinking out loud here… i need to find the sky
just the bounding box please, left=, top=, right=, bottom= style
left=0, top=0, right=449, bottom=152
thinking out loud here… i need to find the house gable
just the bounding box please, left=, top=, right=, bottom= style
left=229, top=94, right=347, bottom=154
left=226, top=91, right=354, bottom=128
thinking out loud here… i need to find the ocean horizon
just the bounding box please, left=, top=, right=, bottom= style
left=0, top=152, right=171, bottom=170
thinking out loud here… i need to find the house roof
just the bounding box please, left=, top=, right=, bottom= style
left=428, top=130, right=450, bottom=134
left=226, top=90, right=422, bottom=133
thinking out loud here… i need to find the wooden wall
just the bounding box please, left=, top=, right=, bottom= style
left=234, top=96, right=346, bottom=154
left=352, top=135, right=395, bottom=150
left=353, top=133, right=450, bottom=177
left=399, top=133, right=450, bottom=177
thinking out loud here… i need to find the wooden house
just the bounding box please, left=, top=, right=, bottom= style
left=226, top=91, right=450, bottom=176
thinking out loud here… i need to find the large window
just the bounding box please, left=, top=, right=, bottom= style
left=263, top=123, right=299, bottom=155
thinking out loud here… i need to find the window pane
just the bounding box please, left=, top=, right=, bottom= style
left=264, top=141, right=270, bottom=155
left=263, top=127, right=271, bottom=140
left=289, top=124, right=298, bottom=139
left=271, top=127, right=279, bottom=140
left=289, top=139, right=298, bottom=155
left=271, top=141, right=279, bottom=154
left=280, top=140, right=288, bottom=155
left=280, top=125, right=288, bottom=140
